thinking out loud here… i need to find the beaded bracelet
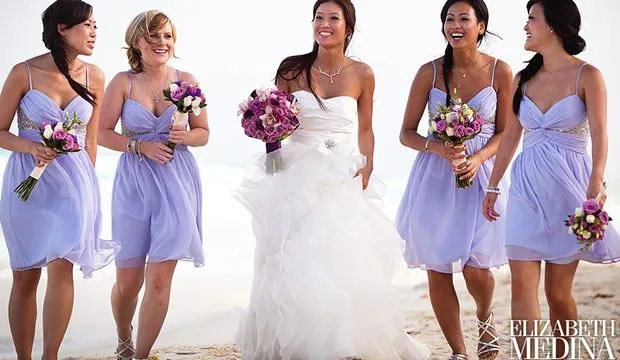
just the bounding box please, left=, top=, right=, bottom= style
left=127, top=139, right=136, bottom=154
left=485, top=186, right=500, bottom=195
left=136, top=140, right=144, bottom=161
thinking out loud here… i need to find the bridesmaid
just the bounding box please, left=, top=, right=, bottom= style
left=483, top=0, right=620, bottom=355
left=98, top=10, right=209, bottom=360
left=0, top=0, right=114, bottom=358
left=396, top=0, right=512, bottom=359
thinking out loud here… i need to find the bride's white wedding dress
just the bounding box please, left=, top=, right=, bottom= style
left=234, top=90, right=431, bottom=360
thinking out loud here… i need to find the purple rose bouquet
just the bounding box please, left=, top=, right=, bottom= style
left=237, top=88, right=301, bottom=174
left=430, top=90, right=484, bottom=188
left=14, top=112, right=82, bottom=201
left=162, top=80, right=207, bottom=151
left=565, top=198, right=612, bottom=252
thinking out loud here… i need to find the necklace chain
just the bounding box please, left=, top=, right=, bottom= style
left=455, top=52, right=482, bottom=79
left=317, top=58, right=346, bottom=84
left=454, top=52, right=482, bottom=91
left=143, top=68, right=169, bottom=103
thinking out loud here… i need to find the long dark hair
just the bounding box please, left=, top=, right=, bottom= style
left=275, top=0, right=356, bottom=105
left=440, top=0, right=492, bottom=106
left=42, top=0, right=96, bottom=105
left=512, top=0, right=586, bottom=114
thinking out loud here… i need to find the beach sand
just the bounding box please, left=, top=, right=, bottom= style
left=57, top=262, right=620, bottom=360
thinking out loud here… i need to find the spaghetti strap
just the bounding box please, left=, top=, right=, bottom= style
left=126, top=72, right=132, bottom=99
left=85, top=64, right=89, bottom=90
left=24, top=62, right=32, bottom=90
left=575, top=63, right=587, bottom=95
left=491, top=58, right=499, bottom=87
left=175, top=68, right=181, bottom=81
left=431, top=60, right=436, bottom=88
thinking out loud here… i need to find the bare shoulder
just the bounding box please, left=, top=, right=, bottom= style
left=84, top=62, right=105, bottom=88
left=580, top=63, right=604, bottom=85
left=276, top=58, right=299, bottom=80
left=25, top=54, right=50, bottom=70
left=176, top=70, right=200, bottom=85
left=416, top=60, right=439, bottom=82
left=4, top=62, right=30, bottom=94
left=348, top=59, right=374, bottom=81
left=348, top=60, right=374, bottom=93
left=107, top=71, right=132, bottom=89
left=277, top=58, right=305, bottom=91
left=494, top=58, right=513, bottom=78
left=491, top=58, right=514, bottom=92
left=7, top=62, right=30, bottom=83
left=512, top=73, right=523, bottom=88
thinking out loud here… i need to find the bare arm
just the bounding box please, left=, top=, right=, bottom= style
left=399, top=62, right=434, bottom=152
left=457, top=60, right=513, bottom=181
left=482, top=75, right=524, bottom=221
left=355, top=63, right=375, bottom=189
left=473, top=60, right=513, bottom=161
left=98, top=72, right=131, bottom=152
left=0, top=64, right=37, bottom=154
left=487, top=75, right=523, bottom=188
left=582, top=64, right=608, bottom=200
left=84, top=64, right=105, bottom=166
left=400, top=61, right=465, bottom=164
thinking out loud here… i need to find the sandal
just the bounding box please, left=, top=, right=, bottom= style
left=114, top=326, right=135, bottom=360
left=449, top=355, right=468, bottom=360
left=477, top=312, right=500, bottom=360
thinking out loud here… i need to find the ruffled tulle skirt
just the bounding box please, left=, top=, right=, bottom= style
left=234, top=139, right=430, bottom=360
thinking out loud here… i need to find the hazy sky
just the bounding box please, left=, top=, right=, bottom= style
left=0, top=0, right=618, bottom=182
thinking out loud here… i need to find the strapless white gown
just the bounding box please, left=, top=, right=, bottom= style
left=234, top=90, right=431, bottom=360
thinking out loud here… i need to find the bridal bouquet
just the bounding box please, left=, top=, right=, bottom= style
left=162, top=80, right=207, bottom=151
left=14, top=112, right=82, bottom=201
left=565, top=198, right=612, bottom=252
left=237, top=88, right=301, bottom=174
left=430, top=89, right=485, bottom=188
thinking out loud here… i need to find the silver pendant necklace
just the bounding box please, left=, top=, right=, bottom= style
left=317, top=59, right=345, bottom=84
left=143, top=68, right=169, bottom=103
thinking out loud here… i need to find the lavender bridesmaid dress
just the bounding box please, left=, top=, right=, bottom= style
left=111, top=71, right=204, bottom=268
left=396, top=59, right=508, bottom=273
left=506, top=63, right=620, bottom=263
left=0, top=62, right=116, bottom=277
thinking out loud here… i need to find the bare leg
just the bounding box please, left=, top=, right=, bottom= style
left=544, top=261, right=579, bottom=359
left=111, top=266, right=145, bottom=357
left=134, top=261, right=177, bottom=358
left=463, top=266, right=498, bottom=359
left=41, top=259, right=74, bottom=360
left=509, top=260, right=542, bottom=359
left=9, top=269, right=41, bottom=360
left=427, top=270, right=467, bottom=356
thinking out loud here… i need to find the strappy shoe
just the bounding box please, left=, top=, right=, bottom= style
left=477, top=312, right=500, bottom=360
left=114, top=327, right=135, bottom=360
left=449, top=354, right=468, bottom=360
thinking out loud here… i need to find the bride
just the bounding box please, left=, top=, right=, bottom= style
left=234, top=1, right=431, bottom=359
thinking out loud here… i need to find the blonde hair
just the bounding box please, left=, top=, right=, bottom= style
left=124, top=10, right=177, bottom=73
